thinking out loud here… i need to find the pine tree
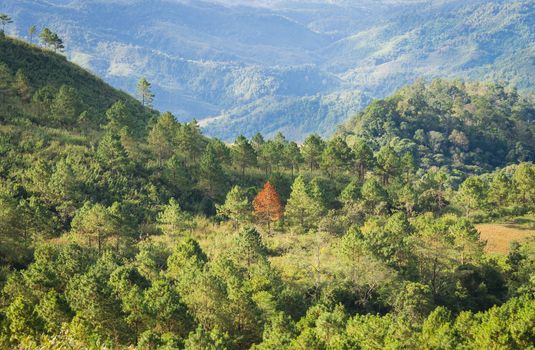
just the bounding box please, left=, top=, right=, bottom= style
left=0, top=63, right=13, bottom=103
left=301, top=134, right=325, bottom=171
left=39, top=28, right=64, bottom=52
left=28, top=25, right=37, bottom=43
left=232, top=135, right=257, bottom=176
left=233, top=226, right=267, bottom=268
left=51, top=85, right=81, bottom=125
left=105, top=100, right=131, bottom=132
left=176, top=120, right=205, bottom=164
left=0, top=13, right=13, bottom=33
left=71, top=202, right=116, bottom=253
left=321, top=137, right=354, bottom=174
left=13, top=69, right=32, bottom=103
left=157, top=198, right=195, bottom=235
left=339, top=226, right=366, bottom=283
left=253, top=182, right=283, bottom=232
left=285, top=176, right=322, bottom=232
left=376, top=146, right=401, bottom=185
left=148, top=112, right=179, bottom=167
left=199, top=143, right=226, bottom=198
left=96, top=131, right=130, bottom=173
left=284, top=142, right=303, bottom=177
left=137, top=77, right=154, bottom=107
left=217, top=185, right=252, bottom=228
left=352, top=139, right=375, bottom=180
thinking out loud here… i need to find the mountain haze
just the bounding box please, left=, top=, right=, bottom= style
left=1, top=0, right=533, bottom=140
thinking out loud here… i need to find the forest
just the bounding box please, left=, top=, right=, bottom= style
left=0, top=34, right=534, bottom=349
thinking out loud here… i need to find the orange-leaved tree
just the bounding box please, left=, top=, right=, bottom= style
left=253, top=181, right=283, bottom=232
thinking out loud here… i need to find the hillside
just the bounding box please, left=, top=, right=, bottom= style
left=338, top=80, right=535, bottom=174
left=1, top=0, right=533, bottom=140
left=0, top=36, right=147, bottom=120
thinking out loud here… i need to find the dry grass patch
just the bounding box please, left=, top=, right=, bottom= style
left=477, top=218, right=535, bottom=254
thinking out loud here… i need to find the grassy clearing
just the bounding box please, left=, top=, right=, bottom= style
left=477, top=215, right=535, bottom=254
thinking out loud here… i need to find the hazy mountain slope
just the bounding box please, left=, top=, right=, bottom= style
left=203, top=90, right=369, bottom=140
left=325, top=0, right=535, bottom=95
left=1, top=0, right=533, bottom=141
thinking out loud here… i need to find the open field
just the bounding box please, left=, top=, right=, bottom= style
left=477, top=216, right=535, bottom=254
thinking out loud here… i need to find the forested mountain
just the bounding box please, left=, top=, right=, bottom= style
left=338, top=80, right=535, bottom=174
left=1, top=0, right=533, bottom=140
left=1, top=35, right=535, bottom=349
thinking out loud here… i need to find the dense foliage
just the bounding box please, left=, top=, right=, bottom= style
left=0, top=36, right=534, bottom=349
left=339, top=79, right=535, bottom=173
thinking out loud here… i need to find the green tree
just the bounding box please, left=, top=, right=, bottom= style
left=352, top=139, right=375, bottom=180
left=251, top=133, right=265, bottom=153
left=512, top=163, right=535, bottom=206
left=148, top=112, right=179, bottom=167
left=39, top=28, right=64, bottom=52
left=143, top=279, right=193, bottom=336
left=35, top=290, right=72, bottom=334
left=375, top=146, right=401, bottom=185
left=400, top=152, right=416, bottom=182
left=232, top=135, right=257, bottom=176
left=209, top=138, right=232, bottom=165
left=216, top=185, right=252, bottom=228
left=233, top=226, right=267, bottom=269
left=65, top=253, right=128, bottom=342
left=105, top=100, right=132, bottom=132
left=97, top=131, right=131, bottom=173
left=420, top=307, right=456, bottom=349
left=321, top=136, right=354, bottom=174
left=137, top=77, right=154, bottom=107
left=339, top=179, right=361, bottom=205
left=284, top=142, right=303, bottom=176
left=456, top=176, right=488, bottom=215
left=488, top=171, right=511, bottom=207
left=0, top=13, right=13, bottom=33
left=5, top=295, right=38, bottom=341
left=361, top=212, right=413, bottom=270
left=46, top=158, right=80, bottom=221
left=0, top=63, right=13, bottom=103
left=157, top=198, right=195, bottom=235
left=51, top=85, right=81, bottom=125
left=449, top=219, right=484, bottom=265
left=339, top=226, right=366, bottom=283
left=301, top=134, right=325, bottom=171
left=32, top=85, right=56, bottom=115
left=13, top=69, right=32, bottom=103
left=199, top=143, right=227, bottom=198
left=28, top=25, right=37, bottom=43
left=184, top=326, right=233, bottom=350
left=397, top=184, right=417, bottom=217
left=285, top=175, right=323, bottom=232
left=394, top=282, right=434, bottom=324
left=361, top=178, right=390, bottom=215
left=71, top=202, right=116, bottom=253
left=253, top=313, right=297, bottom=350
left=176, top=120, right=205, bottom=164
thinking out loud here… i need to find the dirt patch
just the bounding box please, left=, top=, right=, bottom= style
left=477, top=223, right=535, bottom=254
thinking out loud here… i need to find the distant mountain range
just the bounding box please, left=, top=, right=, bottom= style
left=2, top=0, right=533, bottom=141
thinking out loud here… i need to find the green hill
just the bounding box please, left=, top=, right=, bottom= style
left=0, top=36, right=150, bottom=131
left=338, top=79, right=535, bottom=174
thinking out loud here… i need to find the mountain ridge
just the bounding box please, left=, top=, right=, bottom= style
left=1, top=0, right=533, bottom=141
